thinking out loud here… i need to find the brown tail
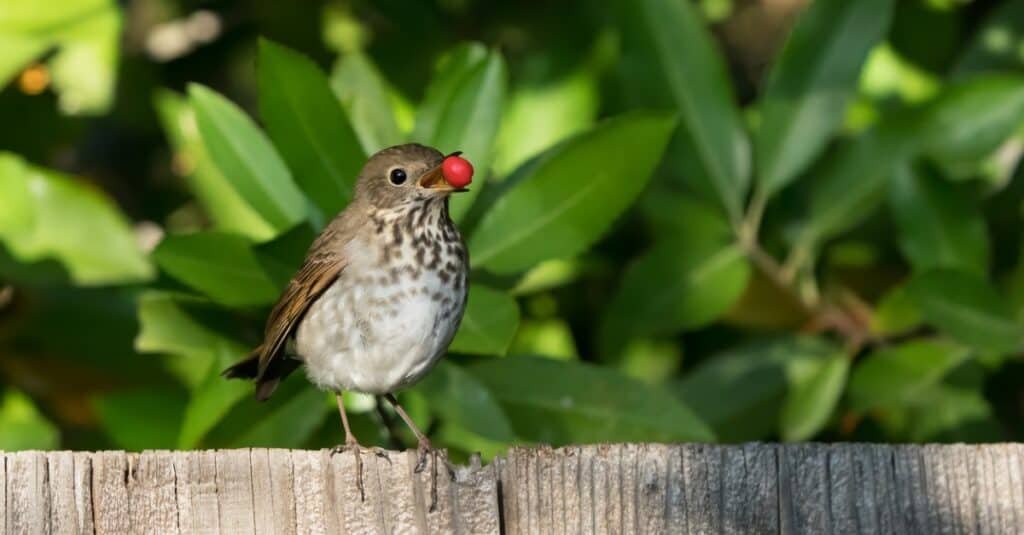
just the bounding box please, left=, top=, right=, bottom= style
left=222, top=347, right=302, bottom=401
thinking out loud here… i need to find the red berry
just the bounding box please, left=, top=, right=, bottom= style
left=442, top=155, right=474, bottom=188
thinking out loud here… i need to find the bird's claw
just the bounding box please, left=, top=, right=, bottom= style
left=330, top=439, right=366, bottom=502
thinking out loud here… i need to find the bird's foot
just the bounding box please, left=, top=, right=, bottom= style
left=413, top=439, right=445, bottom=512
left=331, top=438, right=366, bottom=502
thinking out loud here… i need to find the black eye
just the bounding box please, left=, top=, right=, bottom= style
left=389, top=168, right=407, bottom=185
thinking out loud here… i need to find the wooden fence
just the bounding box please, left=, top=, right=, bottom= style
left=2, top=443, right=1022, bottom=533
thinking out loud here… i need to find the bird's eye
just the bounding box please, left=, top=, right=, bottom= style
left=389, top=168, right=407, bottom=185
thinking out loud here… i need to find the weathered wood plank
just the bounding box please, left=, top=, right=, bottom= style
left=3, top=444, right=1024, bottom=533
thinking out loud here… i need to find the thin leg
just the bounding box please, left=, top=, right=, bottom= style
left=383, top=393, right=440, bottom=511
left=332, top=392, right=365, bottom=501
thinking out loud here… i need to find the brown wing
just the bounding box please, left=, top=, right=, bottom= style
left=255, top=256, right=346, bottom=378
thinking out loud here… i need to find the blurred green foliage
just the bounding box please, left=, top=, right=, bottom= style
left=1, top=0, right=1024, bottom=458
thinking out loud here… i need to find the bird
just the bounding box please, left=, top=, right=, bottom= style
left=222, top=143, right=473, bottom=504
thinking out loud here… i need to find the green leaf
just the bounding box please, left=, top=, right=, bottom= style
left=805, top=117, right=918, bottom=241
left=449, top=284, right=520, bottom=356
left=330, top=51, right=404, bottom=154
left=230, top=387, right=327, bottom=448
left=618, top=0, right=750, bottom=219
left=870, top=284, right=923, bottom=337
left=599, top=240, right=749, bottom=357
left=412, top=45, right=507, bottom=221
left=780, top=354, right=849, bottom=442
left=258, top=39, right=365, bottom=220
left=413, top=361, right=516, bottom=442
left=0, top=153, right=153, bottom=285
left=0, top=389, right=59, bottom=450
left=93, top=389, right=187, bottom=450
left=848, top=339, right=970, bottom=411
left=154, top=90, right=276, bottom=241
left=468, top=356, right=714, bottom=443
left=675, top=337, right=839, bottom=442
left=178, top=352, right=251, bottom=449
left=906, top=269, right=1022, bottom=354
left=153, top=231, right=279, bottom=308
left=494, top=68, right=599, bottom=177
left=0, top=0, right=120, bottom=114
left=188, top=84, right=308, bottom=232
left=756, top=0, right=893, bottom=195
left=889, top=164, right=989, bottom=274
left=918, top=75, right=1024, bottom=167
left=469, top=112, right=677, bottom=274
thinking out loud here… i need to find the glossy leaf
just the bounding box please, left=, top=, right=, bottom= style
left=469, top=112, right=676, bottom=274
left=330, top=51, right=404, bottom=154
left=153, top=231, right=279, bottom=308
left=906, top=269, right=1022, bottom=355
left=757, top=0, right=893, bottom=195
left=0, top=389, right=59, bottom=450
left=676, top=337, right=839, bottom=442
left=449, top=283, right=520, bottom=356
left=229, top=387, right=327, bottom=447
left=0, top=0, right=121, bottom=114
left=848, top=339, right=970, bottom=411
left=780, top=354, right=849, bottom=442
left=188, top=84, right=308, bottom=232
left=617, top=0, right=750, bottom=219
left=889, top=164, right=989, bottom=274
left=154, top=90, right=276, bottom=241
left=0, top=152, right=153, bottom=284
left=468, top=356, right=715, bottom=443
left=412, top=45, right=507, bottom=221
left=600, top=240, right=749, bottom=356
left=919, top=75, right=1024, bottom=165
left=413, top=361, right=516, bottom=442
left=258, top=39, right=365, bottom=220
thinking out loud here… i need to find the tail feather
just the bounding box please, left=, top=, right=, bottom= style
left=222, top=346, right=302, bottom=402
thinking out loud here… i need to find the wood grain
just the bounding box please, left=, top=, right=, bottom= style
left=3, top=444, right=1023, bottom=533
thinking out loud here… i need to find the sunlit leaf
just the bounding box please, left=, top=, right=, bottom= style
left=906, top=269, right=1022, bottom=355
left=468, top=355, right=714, bottom=443
left=258, top=39, right=365, bottom=220
left=0, top=389, right=59, bottom=450
left=675, top=337, right=838, bottom=442
left=870, top=284, right=923, bottom=337
left=469, top=112, right=676, bottom=273
left=330, top=51, right=404, bottom=154
left=0, top=152, right=153, bottom=285
left=617, top=0, right=750, bottom=219
left=188, top=84, right=308, bottom=232
left=0, top=0, right=121, bottom=114
left=780, top=354, right=849, bottom=442
left=153, top=231, right=279, bottom=308
left=918, top=75, right=1024, bottom=167
left=412, top=44, right=507, bottom=221
left=889, top=164, right=989, bottom=274
left=848, top=339, right=970, bottom=411
left=413, top=361, right=515, bottom=442
left=154, top=90, right=276, bottom=241
left=449, top=284, right=519, bottom=356
left=757, top=0, right=893, bottom=195
left=178, top=352, right=250, bottom=449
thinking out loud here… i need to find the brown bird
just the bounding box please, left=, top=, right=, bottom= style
left=223, top=143, right=473, bottom=502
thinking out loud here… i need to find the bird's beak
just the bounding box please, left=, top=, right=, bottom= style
left=417, top=156, right=469, bottom=193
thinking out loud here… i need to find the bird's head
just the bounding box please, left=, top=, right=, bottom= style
left=354, top=143, right=473, bottom=209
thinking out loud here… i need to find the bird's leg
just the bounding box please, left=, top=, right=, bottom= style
left=384, top=393, right=441, bottom=511
left=331, top=392, right=365, bottom=501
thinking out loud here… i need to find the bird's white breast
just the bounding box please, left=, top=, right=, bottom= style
left=294, top=203, right=467, bottom=394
